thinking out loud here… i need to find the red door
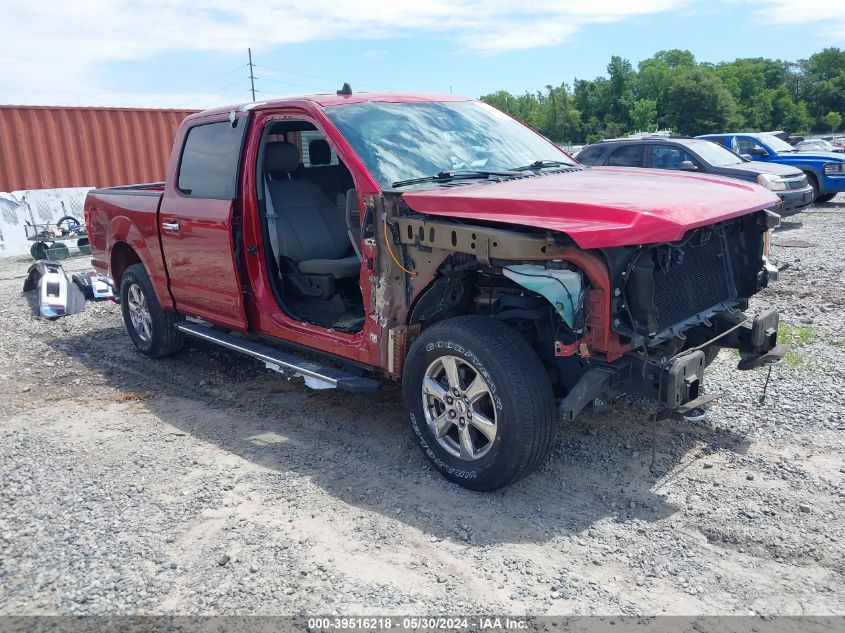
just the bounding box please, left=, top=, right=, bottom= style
left=159, top=117, right=248, bottom=331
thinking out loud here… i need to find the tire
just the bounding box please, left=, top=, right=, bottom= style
left=30, top=242, right=48, bottom=260
left=806, top=173, right=821, bottom=202
left=48, top=242, right=70, bottom=260
left=120, top=263, right=184, bottom=358
left=703, top=345, right=721, bottom=367
left=57, top=215, right=81, bottom=231
left=402, top=315, right=556, bottom=491
left=816, top=193, right=836, bottom=204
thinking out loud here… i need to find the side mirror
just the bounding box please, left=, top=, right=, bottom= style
left=750, top=147, right=768, bottom=157
left=679, top=160, right=698, bottom=172
left=740, top=154, right=753, bottom=161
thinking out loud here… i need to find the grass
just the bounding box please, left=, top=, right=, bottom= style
left=777, top=321, right=818, bottom=367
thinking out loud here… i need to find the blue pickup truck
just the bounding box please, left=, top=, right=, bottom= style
left=698, top=132, right=845, bottom=203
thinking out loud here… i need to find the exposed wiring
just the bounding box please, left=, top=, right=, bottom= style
left=383, top=221, right=418, bottom=276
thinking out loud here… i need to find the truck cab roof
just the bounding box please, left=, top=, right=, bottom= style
left=196, top=92, right=468, bottom=120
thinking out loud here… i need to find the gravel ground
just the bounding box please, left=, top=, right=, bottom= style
left=1, top=197, right=844, bottom=617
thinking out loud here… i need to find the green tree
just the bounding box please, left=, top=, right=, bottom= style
left=607, top=56, right=635, bottom=127
left=630, top=99, right=658, bottom=132
left=480, top=47, right=843, bottom=143
left=824, top=111, right=843, bottom=133
left=664, top=68, right=738, bottom=135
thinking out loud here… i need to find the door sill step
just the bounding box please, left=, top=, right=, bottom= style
left=176, top=322, right=380, bottom=393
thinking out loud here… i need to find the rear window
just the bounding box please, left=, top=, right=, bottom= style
left=607, top=145, right=644, bottom=167
left=575, top=146, right=604, bottom=166
left=177, top=121, right=246, bottom=199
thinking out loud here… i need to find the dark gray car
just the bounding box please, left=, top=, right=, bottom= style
left=576, top=137, right=813, bottom=216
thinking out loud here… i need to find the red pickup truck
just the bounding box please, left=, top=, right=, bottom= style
left=85, top=91, right=785, bottom=491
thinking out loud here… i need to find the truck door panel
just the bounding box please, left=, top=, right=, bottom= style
left=159, top=118, right=248, bottom=330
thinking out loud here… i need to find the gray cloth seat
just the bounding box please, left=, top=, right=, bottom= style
left=298, top=257, right=359, bottom=277
left=302, top=139, right=354, bottom=205
left=264, top=141, right=357, bottom=279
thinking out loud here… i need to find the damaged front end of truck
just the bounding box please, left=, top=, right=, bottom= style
left=374, top=192, right=785, bottom=422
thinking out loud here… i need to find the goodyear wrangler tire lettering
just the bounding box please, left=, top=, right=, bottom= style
left=402, top=316, right=556, bottom=491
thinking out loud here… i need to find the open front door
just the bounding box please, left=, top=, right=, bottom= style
left=159, top=117, right=248, bottom=331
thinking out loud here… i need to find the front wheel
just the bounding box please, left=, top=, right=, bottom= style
left=816, top=193, right=836, bottom=204
left=120, top=263, right=184, bottom=358
left=402, top=316, right=556, bottom=491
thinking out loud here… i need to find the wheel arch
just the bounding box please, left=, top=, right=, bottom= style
left=110, top=241, right=142, bottom=290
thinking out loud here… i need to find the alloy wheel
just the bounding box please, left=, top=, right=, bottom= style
left=421, top=355, right=498, bottom=461
left=126, top=283, right=152, bottom=343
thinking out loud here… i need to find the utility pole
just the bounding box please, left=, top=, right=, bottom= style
left=248, top=48, right=256, bottom=102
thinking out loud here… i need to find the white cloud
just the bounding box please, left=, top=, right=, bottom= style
left=0, top=0, right=687, bottom=107
left=749, top=0, right=845, bottom=41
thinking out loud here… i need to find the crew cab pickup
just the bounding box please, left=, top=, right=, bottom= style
left=86, top=92, right=785, bottom=491
left=698, top=132, right=845, bottom=203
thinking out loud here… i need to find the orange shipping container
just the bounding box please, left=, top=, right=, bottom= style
left=0, top=105, right=198, bottom=192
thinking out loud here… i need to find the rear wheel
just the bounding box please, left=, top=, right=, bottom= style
left=120, top=263, right=184, bottom=358
left=402, top=316, right=556, bottom=491
left=30, top=242, right=49, bottom=260
left=816, top=193, right=836, bottom=204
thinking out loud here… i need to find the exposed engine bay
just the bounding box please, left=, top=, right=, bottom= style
left=390, top=203, right=783, bottom=419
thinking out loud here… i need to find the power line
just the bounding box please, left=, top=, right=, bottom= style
left=253, top=74, right=335, bottom=92
left=136, top=64, right=249, bottom=108
left=252, top=63, right=343, bottom=85
left=177, top=77, right=251, bottom=108
left=203, top=89, right=256, bottom=110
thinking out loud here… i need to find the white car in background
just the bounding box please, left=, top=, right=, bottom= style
left=794, top=139, right=844, bottom=153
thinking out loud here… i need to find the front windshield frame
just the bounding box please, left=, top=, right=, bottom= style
left=323, top=100, right=576, bottom=190
left=758, top=133, right=795, bottom=153
left=686, top=139, right=745, bottom=167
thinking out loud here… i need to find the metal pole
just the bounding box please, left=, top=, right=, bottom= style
left=248, top=48, right=256, bottom=102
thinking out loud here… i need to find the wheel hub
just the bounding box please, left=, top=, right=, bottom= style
left=126, top=283, right=152, bottom=343
left=421, top=355, right=498, bottom=461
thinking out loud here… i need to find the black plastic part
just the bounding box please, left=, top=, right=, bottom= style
left=558, top=367, right=615, bottom=421
left=660, top=351, right=705, bottom=408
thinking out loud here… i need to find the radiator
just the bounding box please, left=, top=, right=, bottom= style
left=649, top=231, right=733, bottom=331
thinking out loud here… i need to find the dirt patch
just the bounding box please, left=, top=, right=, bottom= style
left=1, top=203, right=844, bottom=616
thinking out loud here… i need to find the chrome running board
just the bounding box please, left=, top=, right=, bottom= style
left=176, top=322, right=380, bottom=393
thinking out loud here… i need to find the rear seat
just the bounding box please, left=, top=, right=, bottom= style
left=302, top=139, right=354, bottom=207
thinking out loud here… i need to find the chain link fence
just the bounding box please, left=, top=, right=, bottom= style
left=0, top=187, right=92, bottom=257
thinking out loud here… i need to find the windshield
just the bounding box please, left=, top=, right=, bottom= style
left=759, top=134, right=795, bottom=153
left=323, top=100, right=575, bottom=189
left=687, top=139, right=744, bottom=167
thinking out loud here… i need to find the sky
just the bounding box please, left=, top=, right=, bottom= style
left=1, top=0, right=843, bottom=110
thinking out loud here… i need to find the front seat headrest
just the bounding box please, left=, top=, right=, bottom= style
left=265, top=141, right=300, bottom=174
left=309, top=139, right=332, bottom=166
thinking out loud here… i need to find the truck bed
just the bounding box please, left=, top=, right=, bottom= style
left=84, top=183, right=169, bottom=304
left=89, top=182, right=165, bottom=196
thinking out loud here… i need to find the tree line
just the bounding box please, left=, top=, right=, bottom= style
left=480, top=48, right=845, bottom=144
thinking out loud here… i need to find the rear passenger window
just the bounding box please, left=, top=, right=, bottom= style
left=575, top=147, right=603, bottom=166
left=178, top=121, right=246, bottom=199
left=607, top=145, right=644, bottom=167
left=299, top=130, right=339, bottom=167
